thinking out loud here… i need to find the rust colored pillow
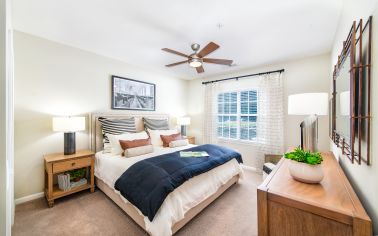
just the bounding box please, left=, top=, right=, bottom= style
left=160, top=133, right=182, bottom=147
left=119, top=138, right=151, bottom=156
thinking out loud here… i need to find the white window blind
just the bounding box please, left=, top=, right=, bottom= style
left=217, top=90, right=258, bottom=141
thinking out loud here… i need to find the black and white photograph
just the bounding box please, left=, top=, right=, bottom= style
left=111, top=76, right=155, bottom=110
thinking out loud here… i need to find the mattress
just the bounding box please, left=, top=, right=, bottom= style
left=95, top=145, right=243, bottom=236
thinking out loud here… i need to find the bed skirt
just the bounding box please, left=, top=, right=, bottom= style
left=95, top=174, right=240, bottom=235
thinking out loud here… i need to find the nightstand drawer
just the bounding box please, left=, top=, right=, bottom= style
left=52, top=157, right=91, bottom=173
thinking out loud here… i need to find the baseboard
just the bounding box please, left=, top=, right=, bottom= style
left=241, top=164, right=261, bottom=173
left=15, top=192, right=44, bottom=205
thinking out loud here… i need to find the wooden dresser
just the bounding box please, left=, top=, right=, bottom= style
left=257, top=152, right=372, bottom=236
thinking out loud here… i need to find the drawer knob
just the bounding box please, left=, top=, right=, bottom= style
left=71, top=162, right=76, bottom=166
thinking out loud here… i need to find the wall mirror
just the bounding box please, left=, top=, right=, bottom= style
left=335, top=53, right=351, bottom=141
left=332, top=16, right=372, bottom=165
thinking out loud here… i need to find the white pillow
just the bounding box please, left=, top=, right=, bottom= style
left=107, top=131, right=149, bottom=155
left=102, top=143, right=113, bottom=154
left=125, top=145, right=154, bottom=158
left=147, top=129, right=179, bottom=147
left=169, top=139, right=189, bottom=148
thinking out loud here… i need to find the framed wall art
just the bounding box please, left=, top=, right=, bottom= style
left=111, top=75, right=156, bottom=111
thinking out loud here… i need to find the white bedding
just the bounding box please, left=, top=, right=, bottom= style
left=95, top=145, right=243, bottom=236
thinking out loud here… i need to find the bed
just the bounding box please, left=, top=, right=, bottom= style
left=90, top=112, right=243, bottom=236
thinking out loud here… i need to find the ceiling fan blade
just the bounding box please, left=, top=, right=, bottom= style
left=203, top=58, right=233, bottom=65
left=197, top=42, right=220, bottom=58
left=162, top=48, right=189, bottom=58
left=165, top=60, right=188, bottom=67
left=196, top=66, right=205, bottom=73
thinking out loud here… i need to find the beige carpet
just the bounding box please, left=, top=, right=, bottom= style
left=13, top=170, right=262, bottom=236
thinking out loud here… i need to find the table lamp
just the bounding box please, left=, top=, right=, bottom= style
left=53, top=116, right=86, bottom=155
left=288, top=93, right=328, bottom=152
left=177, top=117, right=191, bottom=137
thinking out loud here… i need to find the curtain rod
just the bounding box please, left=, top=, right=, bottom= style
left=202, top=69, right=285, bottom=85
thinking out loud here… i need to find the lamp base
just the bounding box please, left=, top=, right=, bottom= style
left=181, top=125, right=187, bottom=137
left=64, top=132, right=76, bottom=155
left=300, top=115, right=318, bottom=152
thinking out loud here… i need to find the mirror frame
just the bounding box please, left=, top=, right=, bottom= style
left=332, top=16, right=372, bottom=165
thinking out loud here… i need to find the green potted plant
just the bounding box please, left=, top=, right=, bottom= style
left=284, top=147, right=324, bottom=184
left=68, top=168, right=86, bottom=182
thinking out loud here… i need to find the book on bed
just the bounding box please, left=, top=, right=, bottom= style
left=179, top=151, right=209, bottom=158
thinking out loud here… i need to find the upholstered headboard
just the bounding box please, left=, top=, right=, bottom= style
left=90, top=112, right=172, bottom=152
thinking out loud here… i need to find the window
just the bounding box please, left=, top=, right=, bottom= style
left=217, top=90, right=258, bottom=141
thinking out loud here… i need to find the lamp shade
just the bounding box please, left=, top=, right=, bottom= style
left=177, top=117, right=191, bottom=126
left=288, top=93, right=328, bottom=116
left=53, top=117, right=86, bottom=132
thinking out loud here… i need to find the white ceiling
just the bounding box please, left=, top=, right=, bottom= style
left=12, top=0, right=343, bottom=80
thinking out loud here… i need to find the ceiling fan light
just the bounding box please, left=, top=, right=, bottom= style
left=189, top=58, right=202, bottom=68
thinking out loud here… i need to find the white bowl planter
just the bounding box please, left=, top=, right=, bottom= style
left=288, top=160, right=324, bottom=184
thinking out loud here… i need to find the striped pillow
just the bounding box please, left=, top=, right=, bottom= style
left=143, top=117, right=169, bottom=130
left=98, top=117, right=136, bottom=143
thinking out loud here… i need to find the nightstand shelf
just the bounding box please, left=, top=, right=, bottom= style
left=44, top=150, right=95, bottom=207
left=51, top=183, right=92, bottom=199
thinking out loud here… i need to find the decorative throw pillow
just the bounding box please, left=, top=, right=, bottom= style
left=169, top=139, right=189, bottom=148
left=119, top=138, right=151, bottom=156
left=124, top=145, right=154, bottom=158
left=98, top=117, right=136, bottom=144
left=143, top=117, right=169, bottom=130
left=148, top=129, right=179, bottom=147
left=160, top=133, right=183, bottom=147
left=107, top=131, right=149, bottom=155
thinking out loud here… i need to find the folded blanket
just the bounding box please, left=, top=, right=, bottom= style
left=114, top=144, right=243, bottom=221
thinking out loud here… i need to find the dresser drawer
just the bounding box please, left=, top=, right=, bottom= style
left=52, top=157, right=92, bottom=173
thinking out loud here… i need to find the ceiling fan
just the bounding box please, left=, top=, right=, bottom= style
left=162, top=42, right=233, bottom=73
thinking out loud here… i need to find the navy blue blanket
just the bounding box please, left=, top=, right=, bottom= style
left=114, top=144, right=242, bottom=221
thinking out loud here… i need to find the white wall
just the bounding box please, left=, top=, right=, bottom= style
left=330, top=0, right=378, bottom=233
left=6, top=0, right=14, bottom=230
left=13, top=31, right=189, bottom=199
left=0, top=0, right=7, bottom=233
left=1, top=0, right=13, bottom=234
left=187, top=54, right=331, bottom=169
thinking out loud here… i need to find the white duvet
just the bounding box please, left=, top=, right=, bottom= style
left=95, top=145, right=243, bottom=236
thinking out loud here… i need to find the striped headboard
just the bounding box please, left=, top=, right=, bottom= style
left=90, top=112, right=172, bottom=152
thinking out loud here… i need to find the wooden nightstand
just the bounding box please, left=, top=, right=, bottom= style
left=44, top=150, right=95, bottom=207
left=186, top=136, right=195, bottom=144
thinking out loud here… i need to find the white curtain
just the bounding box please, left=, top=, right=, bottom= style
left=256, top=72, right=284, bottom=156
left=203, top=83, right=219, bottom=144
